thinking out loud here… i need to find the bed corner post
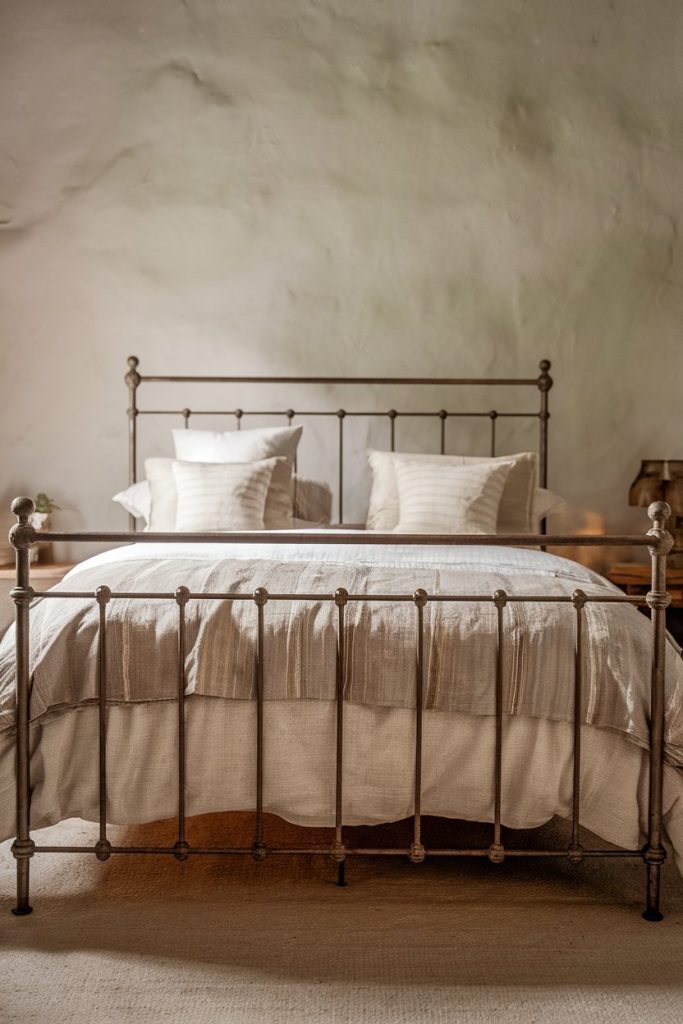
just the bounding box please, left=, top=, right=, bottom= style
left=537, top=359, right=552, bottom=491
left=9, top=497, right=36, bottom=916
left=125, top=355, right=141, bottom=533
left=643, top=499, right=672, bottom=922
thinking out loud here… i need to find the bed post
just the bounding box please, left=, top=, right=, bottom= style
left=537, top=359, right=552, bottom=486
left=9, top=497, right=36, bottom=916
left=643, top=500, right=672, bottom=921
left=125, top=356, right=141, bottom=533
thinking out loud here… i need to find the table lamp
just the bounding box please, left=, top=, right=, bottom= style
left=629, top=459, right=683, bottom=568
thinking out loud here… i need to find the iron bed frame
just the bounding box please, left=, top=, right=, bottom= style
left=7, top=357, right=674, bottom=921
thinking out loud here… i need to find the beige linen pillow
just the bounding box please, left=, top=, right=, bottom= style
left=172, top=459, right=276, bottom=532
left=146, top=456, right=293, bottom=530
left=172, top=426, right=301, bottom=527
left=393, top=459, right=513, bottom=534
left=367, top=449, right=538, bottom=533
left=145, top=458, right=178, bottom=531
left=145, top=456, right=289, bottom=531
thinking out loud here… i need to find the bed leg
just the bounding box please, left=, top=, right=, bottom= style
left=641, top=501, right=672, bottom=923
left=11, top=848, right=33, bottom=916
left=336, top=860, right=347, bottom=888
left=9, top=498, right=37, bottom=916
left=643, top=856, right=664, bottom=922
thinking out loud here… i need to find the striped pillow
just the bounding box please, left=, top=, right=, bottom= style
left=172, top=459, right=277, bottom=532
left=172, top=427, right=301, bottom=527
left=392, top=459, right=513, bottom=534
left=367, top=449, right=538, bottom=533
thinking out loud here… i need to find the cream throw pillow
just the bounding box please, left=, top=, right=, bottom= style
left=172, top=459, right=276, bottom=532
left=367, top=449, right=538, bottom=534
left=392, top=459, right=513, bottom=534
left=145, top=458, right=178, bottom=531
left=172, top=425, right=302, bottom=527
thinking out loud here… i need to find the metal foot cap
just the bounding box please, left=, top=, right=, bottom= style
left=642, top=909, right=664, bottom=922
left=11, top=905, right=33, bottom=916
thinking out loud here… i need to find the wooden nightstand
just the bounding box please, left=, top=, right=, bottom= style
left=606, top=562, right=683, bottom=645
left=0, top=562, right=77, bottom=639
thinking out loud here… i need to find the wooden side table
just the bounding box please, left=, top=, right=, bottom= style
left=606, top=562, right=683, bottom=645
left=0, top=563, right=77, bottom=638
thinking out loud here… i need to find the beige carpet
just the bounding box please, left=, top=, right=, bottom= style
left=1, top=814, right=682, bottom=1024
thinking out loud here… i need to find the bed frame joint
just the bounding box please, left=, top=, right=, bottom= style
left=567, top=843, right=584, bottom=865
left=173, top=841, right=190, bottom=862
left=488, top=842, right=505, bottom=864
left=94, top=839, right=112, bottom=862
left=409, top=841, right=426, bottom=864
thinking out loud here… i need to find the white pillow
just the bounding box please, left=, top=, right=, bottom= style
left=173, top=425, right=302, bottom=527
left=367, top=449, right=538, bottom=534
left=145, top=458, right=178, bottom=531
left=112, top=480, right=151, bottom=522
left=393, top=459, right=513, bottom=534
left=173, top=424, right=302, bottom=465
left=114, top=472, right=334, bottom=531
left=172, top=459, right=277, bottom=532
left=532, top=487, right=567, bottom=527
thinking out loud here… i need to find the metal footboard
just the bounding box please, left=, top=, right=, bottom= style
left=8, top=498, right=673, bottom=920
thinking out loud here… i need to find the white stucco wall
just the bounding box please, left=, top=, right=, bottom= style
left=1, top=1, right=682, bottom=558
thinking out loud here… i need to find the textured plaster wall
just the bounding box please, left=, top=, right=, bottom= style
left=1, top=1, right=682, bottom=554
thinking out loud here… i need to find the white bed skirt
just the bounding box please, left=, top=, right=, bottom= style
left=1, top=698, right=682, bottom=872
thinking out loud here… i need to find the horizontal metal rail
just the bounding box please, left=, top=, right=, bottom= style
left=31, top=845, right=644, bottom=858
left=136, top=375, right=544, bottom=386
left=24, top=529, right=656, bottom=547
left=137, top=408, right=542, bottom=418
left=31, top=590, right=646, bottom=605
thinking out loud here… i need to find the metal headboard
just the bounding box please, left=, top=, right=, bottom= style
left=124, top=357, right=553, bottom=531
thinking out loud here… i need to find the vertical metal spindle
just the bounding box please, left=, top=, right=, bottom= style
left=642, top=501, right=672, bottom=921
left=410, top=590, right=428, bottom=864
left=236, top=408, right=243, bottom=432
left=439, top=410, right=447, bottom=455
left=94, top=587, right=112, bottom=862
left=125, top=356, right=140, bottom=532
left=337, top=410, right=345, bottom=524
left=286, top=410, right=297, bottom=474
left=331, top=588, right=348, bottom=885
left=9, top=498, right=36, bottom=915
left=489, top=410, right=497, bottom=457
left=252, top=588, right=268, bottom=860
left=182, top=408, right=191, bottom=430
left=173, top=587, right=190, bottom=860
left=489, top=591, right=507, bottom=863
left=388, top=410, right=397, bottom=453
left=537, top=360, right=552, bottom=537
left=568, top=590, right=586, bottom=865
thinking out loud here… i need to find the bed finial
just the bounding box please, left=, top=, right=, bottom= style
left=9, top=497, right=36, bottom=551
left=10, top=496, right=34, bottom=521
left=125, top=355, right=140, bottom=383
left=647, top=500, right=672, bottom=533
left=647, top=501, right=673, bottom=558
left=537, top=359, right=553, bottom=392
